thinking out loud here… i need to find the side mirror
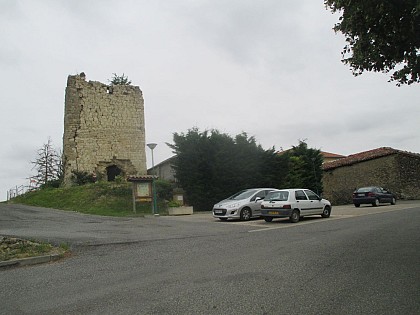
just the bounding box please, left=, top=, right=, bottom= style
left=255, top=197, right=262, bottom=202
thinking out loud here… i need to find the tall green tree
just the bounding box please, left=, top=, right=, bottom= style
left=282, top=141, right=323, bottom=195
left=325, top=0, right=420, bottom=85
left=168, top=128, right=279, bottom=210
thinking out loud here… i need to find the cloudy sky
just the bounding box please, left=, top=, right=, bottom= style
left=1, top=0, right=419, bottom=201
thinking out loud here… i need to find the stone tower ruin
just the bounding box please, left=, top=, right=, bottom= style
left=62, top=73, right=146, bottom=185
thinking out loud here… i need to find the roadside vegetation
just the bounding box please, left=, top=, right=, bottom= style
left=0, top=236, right=68, bottom=262
left=8, top=180, right=171, bottom=217
left=15, top=130, right=323, bottom=214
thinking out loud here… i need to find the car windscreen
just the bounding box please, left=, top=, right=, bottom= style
left=228, top=189, right=258, bottom=200
left=264, top=191, right=289, bottom=201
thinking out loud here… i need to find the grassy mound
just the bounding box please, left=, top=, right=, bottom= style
left=8, top=182, right=157, bottom=217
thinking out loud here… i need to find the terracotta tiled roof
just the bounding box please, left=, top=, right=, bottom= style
left=127, top=175, right=157, bottom=181
left=321, top=151, right=346, bottom=159
left=277, top=149, right=345, bottom=158
left=322, top=147, right=420, bottom=171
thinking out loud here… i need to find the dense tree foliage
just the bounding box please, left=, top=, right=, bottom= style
left=168, top=129, right=275, bottom=210
left=168, top=128, right=323, bottom=210
left=325, top=0, right=420, bottom=85
left=280, top=141, right=323, bottom=195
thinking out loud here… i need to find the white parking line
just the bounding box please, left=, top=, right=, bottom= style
left=247, top=216, right=350, bottom=232
left=247, top=207, right=412, bottom=233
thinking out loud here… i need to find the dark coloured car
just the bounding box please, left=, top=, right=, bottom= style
left=352, top=186, right=396, bottom=207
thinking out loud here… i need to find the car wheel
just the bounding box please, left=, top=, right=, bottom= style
left=354, top=203, right=360, bottom=208
left=321, top=206, right=331, bottom=218
left=289, top=210, right=300, bottom=223
left=264, top=217, right=273, bottom=222
left=240, top=208, right=252, bottom=221
left=372, top=199, right=380, bottom=207
left=219, top=218, right=228, bottom=221
left=391, top=197, right=396, bottom=205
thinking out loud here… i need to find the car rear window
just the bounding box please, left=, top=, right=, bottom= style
left=264, top=191, right=289, bottom=201
left=357, top=187, right=374, bottom=193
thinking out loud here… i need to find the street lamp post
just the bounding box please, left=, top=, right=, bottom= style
left=147, top=143, right=158, bottom=215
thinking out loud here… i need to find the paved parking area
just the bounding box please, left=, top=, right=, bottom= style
left=159, top=200, right=420, bottom=234
left=1, top=201, right=419, bottom=247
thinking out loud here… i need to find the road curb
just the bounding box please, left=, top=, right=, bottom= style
left=0, top=254, right=62, bottom=268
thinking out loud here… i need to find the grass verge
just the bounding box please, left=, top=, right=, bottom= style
left=8, top=181, right=165, bottom=217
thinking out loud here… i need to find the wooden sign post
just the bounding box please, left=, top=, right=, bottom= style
left=127, top=176, right=156, bottom=214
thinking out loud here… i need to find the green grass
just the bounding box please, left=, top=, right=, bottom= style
left=8, top=181, right=164, bottom=217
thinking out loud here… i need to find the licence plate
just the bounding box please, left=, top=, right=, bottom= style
left=214, top=210, right=223, bottom=214
left=358, top=193, right=365, bottom=197
left=268, top=211, right=279, bottom=215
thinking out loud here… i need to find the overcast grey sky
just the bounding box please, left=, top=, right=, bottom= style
left=1, top=0, right=419, bottom=201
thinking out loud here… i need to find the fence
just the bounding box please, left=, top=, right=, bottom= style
left=7, top=184, right=37, bottom=201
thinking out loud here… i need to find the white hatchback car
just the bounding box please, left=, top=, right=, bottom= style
left=260, top=189, right=332, bottom=223
left=212, top=188, right=279, bottom=221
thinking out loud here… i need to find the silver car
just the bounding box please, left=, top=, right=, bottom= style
left=212, top=188, right=279, bottom=221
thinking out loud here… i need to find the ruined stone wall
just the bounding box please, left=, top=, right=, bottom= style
left=322, top=154, right=420, bottom=204
left=63, top=74, right=146, bottom=185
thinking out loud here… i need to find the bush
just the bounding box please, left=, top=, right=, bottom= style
left=115, top=175, right=125, bottom=184
left=71, top=171, right=96, bottom=185
left=155, top=179, right=174, bottom=201
left=167, top=200, right=182, bottom=207
left=41, top=179, right=62, bottom=189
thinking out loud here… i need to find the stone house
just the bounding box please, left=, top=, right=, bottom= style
left=148, top=156, right=176, bottom=182
left=322, top=147, right=420, bottom=204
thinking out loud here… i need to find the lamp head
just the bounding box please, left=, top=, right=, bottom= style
left=147, top=143, right=157, bottom=150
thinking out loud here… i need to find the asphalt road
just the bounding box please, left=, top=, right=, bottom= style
left=1, top=201, right=419, bottom=314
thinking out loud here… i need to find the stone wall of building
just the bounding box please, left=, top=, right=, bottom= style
left=322, top=154, right=420, bottom=204
left=397, top=154, right=420, bottom=199
left=63, top=73, right=146, bottom=185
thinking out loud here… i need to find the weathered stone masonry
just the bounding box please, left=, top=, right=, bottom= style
left=63, top=73, right=146, bottom=185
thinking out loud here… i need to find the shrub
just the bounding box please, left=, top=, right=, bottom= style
left=167, top=200, right=182, bottom=207
left=71, top=171, right=96, bottom=185
left=41, top=179, right=62, bottom=189
left=155, top=179, right=174, bottom=201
